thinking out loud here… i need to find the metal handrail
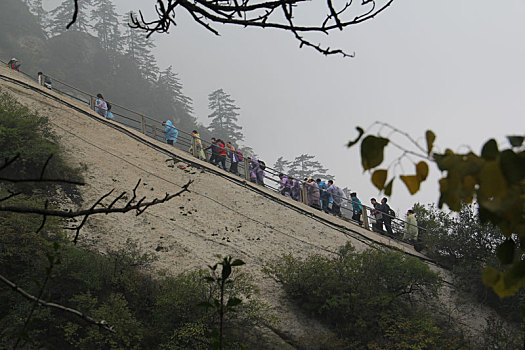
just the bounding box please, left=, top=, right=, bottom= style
left=2, top=60, right=427, bottom=243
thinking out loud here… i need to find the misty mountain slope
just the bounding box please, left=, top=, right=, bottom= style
left=0, top=66, right=493, bottom=347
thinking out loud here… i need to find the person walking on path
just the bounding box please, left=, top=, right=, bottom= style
left=380, top=197, right=394, bottom=236
left=290, top=177, right=302, bottom=202
left=205, top=138, right=219, bottom=165
left=95, top=93, right=108, bottom=118
left=404, top=209, right=419, bottom=243
left=350, top=192, right=363, bottom=224
left=370, top=198, right=384, bottom=234
left=216, top=139, right=228, bottom=170
left=279, top=174, right=292, bottom=198
left=316, top=179, right=330, bottom=213
left=162, top=120, right=178, bottom=145
left=189, top=130, right=206, bottom=160
left=7, top=58, right=21, bottom=71
left=327, top=180, right=344, bottom=217
left=249, top=158, right=265, bottom=186
left=226, top=141, right=239, bottom=174
left=305, top=177, right=321, bottom=209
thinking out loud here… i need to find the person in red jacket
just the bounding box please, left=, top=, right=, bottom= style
left=216, top=139, right=227, bottom=170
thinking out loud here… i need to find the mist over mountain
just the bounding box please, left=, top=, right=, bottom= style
left=0, top=0, right=205, bottom=136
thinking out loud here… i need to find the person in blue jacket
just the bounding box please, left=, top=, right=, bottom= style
left=162, top=120, right=178, bottom=145
left=350, top=192, right=363, bottom=224
left=316, top=178, right=330, bottom=213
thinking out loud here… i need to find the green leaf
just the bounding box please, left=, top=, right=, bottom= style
left=507, top=135, right=524, bottom=148
left=425, top=130, right=436, bottom=155
left=371, top=169, right=387, bottom=191
left=496, top=239, right=515, bottom=265
left=384, top=179, right=394, bottom=197
left=221, top=264, right=232, bottom=281
left=226, top=297, right=242, bottom=307
left=481, top=139, right=499, bottom=161
left=360, top=135, right=389, bottom=171
left=400, top=175, right=421, bottom=195
left=231, top=259, right=245, bottom=267
left=500, top=149, right=524, bottom=184
left=416, top=161, right=429, bottom=181
left=347, top=127, right=364, bottom=148
left=197, top=301, right=213, bottom=308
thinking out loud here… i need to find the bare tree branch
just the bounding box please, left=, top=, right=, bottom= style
left=0, top=273, right=115, bottom=333
left=1, top=179, right=193, bottom=244
left=66, top=0, right=79, bottom=29
left=0, top=154, right=85, bottom=186
left=69, top=0, right=395, bottom=57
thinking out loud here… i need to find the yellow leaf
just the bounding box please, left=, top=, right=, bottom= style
left=384, top=179, right=394, bottom=197
left=400, top=175, right=421, bottom=195
left=371, top=169, right=387, bottom=191
left=478, top=160, right=508, bottom=201
left=416, top=161, right=429, bottom=181
left=425, top=130, right=436, bottom=155
left=482, top=266, right=500, bottom=287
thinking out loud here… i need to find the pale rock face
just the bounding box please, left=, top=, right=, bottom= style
left=0, top=65, right=495, bottom=347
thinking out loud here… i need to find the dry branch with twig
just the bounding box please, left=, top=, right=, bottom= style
left=65, top=0, right=394, bottom=57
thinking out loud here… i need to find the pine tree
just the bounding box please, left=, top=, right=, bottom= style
left=90, top=0, right=121, bottom=52
left=157, top=66, right=193, bottom=115
left=48, top=0, right=92, bottom=36
left=207, top=89, right=244, bottom=145
left=28, top=0, right=49, bottom=35
left=273, top=156, right=291, bottom=173
left=121, top=12, right=158, bottom=82
left=288, top=154, right=329, bottom=180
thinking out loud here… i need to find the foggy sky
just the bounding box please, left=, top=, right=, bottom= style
left=45, top=0, right=525, bottom=213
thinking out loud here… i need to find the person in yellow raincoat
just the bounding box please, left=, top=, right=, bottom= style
left=189, top=130, right=206, bottom=160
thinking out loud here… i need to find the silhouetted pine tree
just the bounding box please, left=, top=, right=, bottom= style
left=207, top=89, right=244, bottom=145
left=48, top=0, right=92, bottom=36
left=90, top=0, right=121, bottom=52
left=157, top=66, right=193, bottom=115
left=288, top=154, right=329, bottom=180
left=273, top=156, right=291, bottom=173
left=28, top=0, right=49, bottom=35
left=121, top=11, right=158, bottom=82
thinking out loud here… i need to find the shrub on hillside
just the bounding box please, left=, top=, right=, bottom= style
left=0, top=89, right=82, bottom=193
left=264, top=243, right=469, bottom=349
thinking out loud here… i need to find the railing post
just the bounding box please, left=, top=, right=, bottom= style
left=363, top=208, right=370, bottom=230
left=89, top=96, right=96, bottom=110
left=141, top=115, right=146, bottom=134
left=244, top=158, right=250, bottom=181
left=152, top=126, right=157, bottom=139
left=40, top=74, right=46, bottom=87
left=302, top=183, right=308, bottom=205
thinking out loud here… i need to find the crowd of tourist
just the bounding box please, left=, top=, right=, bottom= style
left=5, top=60, right=419, bottom=246
left=160, top=118, right=420, bottom=244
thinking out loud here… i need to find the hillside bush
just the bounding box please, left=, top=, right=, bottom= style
left=0, top=89, right=82, bottom=193
left=264, top=243, right=470, bottom=349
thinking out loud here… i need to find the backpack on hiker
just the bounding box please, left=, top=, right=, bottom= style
left=389, top=208, right=396, bottom=218
left=259, top=160, right=266, bottom=170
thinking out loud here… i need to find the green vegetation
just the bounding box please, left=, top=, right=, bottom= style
left=0, top=89, right=81, bottom=190
left=415, top=204, right=524, bottom=337
left=0, top=90, right=271, bottom=349
left=265, top=243, right=470, bottom=349
left=347, top=124, right=524, bottom=298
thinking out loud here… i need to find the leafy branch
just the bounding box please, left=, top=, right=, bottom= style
left=348, top=124, right=525, bottom=298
